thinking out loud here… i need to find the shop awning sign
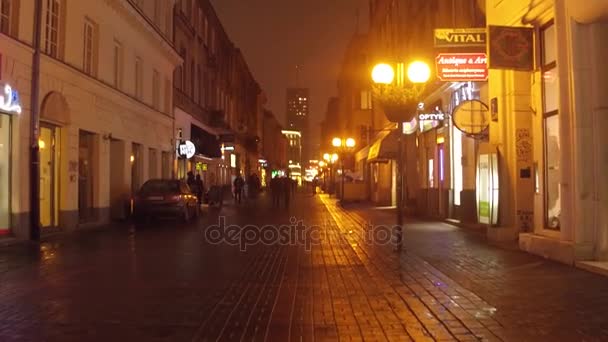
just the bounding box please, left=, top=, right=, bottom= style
left=0, top=83, right=22, bottom=115
left=435, top=53, right=488, bottom=82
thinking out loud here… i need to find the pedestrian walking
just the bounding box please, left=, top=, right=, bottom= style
left=186, top=171, right=196, bottom=192
left=233, top=173, right=244, bottom=204
left=195, top=174, right=204, bottom=205
left=282, top=177, right=291, bottom=208
left=270, top=175, right=281, bottom=208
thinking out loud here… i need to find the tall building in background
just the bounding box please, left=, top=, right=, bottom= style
left=285, top=88, right=310, bottom=165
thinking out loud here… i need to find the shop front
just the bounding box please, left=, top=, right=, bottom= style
left=0, top=82, right=22, bottom=236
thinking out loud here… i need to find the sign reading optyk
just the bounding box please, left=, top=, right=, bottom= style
left=176, top=140, right=196, bottom=159
left=435, top=53, right=488, bottom=82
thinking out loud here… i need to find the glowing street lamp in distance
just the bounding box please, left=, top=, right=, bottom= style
left=332, top=137, right=342, bottom=148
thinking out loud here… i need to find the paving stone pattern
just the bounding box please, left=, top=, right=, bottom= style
left=0, top=193, right=607, bottom=341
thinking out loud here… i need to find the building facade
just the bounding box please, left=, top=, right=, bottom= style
left=486, top=0, right=608, bottom=265
left=282, top=130, right=302, bottom=181
left=172, top=0, right=232, bottom=187
left=0, top=0, right=181, bottom=238
left=285, top=87, right=309, bottom=165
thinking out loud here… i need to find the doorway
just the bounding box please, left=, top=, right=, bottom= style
left=39, top=124, right=60, bottom=228
left=79, top=130, right=95, bottom=223
left=110, top=139, right=125, bottom=220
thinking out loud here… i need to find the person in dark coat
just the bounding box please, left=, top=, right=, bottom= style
left=233, top=173, right=244, bottom=204
left=186, top=171, right=196, bottom=191
left=270, top=176, right=282, bottom=208
left=282, top=177, right=291, bottom=208
left=194, top=174, right=204, bottom=204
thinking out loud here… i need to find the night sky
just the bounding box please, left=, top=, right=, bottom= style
left=212, top=0, right=368, bottom=151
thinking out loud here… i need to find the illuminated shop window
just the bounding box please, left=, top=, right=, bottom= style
left=540, top=20, right=560, bottom=230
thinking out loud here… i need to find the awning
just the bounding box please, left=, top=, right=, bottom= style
left=191, top=124, right=222, bottom=158
left=368, top=128, right=399, bottom=162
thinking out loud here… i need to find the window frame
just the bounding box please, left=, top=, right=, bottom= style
left=0, top=0, right=11, bottom=35
left=135, top=56, right=143, bottom=100
left=45, top=0, right=61, bottom=58
left=540, top=19, right=561, bottom=230
left=82, top=19, right=95, bottom=76
left=113, top=40, right=123, bottom=89
left=152, top=69, right=160, bottom=109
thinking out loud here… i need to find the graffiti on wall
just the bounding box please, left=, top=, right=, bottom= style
left=516, top=128, right=532, bottom=162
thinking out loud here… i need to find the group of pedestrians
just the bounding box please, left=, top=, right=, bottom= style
left=269, top=176, right=296, bottom=208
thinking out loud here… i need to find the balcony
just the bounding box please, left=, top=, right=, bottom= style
left=174, top=87, right=209, bottom=125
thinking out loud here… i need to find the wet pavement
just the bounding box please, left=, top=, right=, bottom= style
left=1, top=192, right=608, bottom=341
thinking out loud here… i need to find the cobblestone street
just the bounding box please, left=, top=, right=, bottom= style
left=1, top=193, right=608, bottom=341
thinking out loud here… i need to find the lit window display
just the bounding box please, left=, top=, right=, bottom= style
left=0, top=114, right=10, bottom=234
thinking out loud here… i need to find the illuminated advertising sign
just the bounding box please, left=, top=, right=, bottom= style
left=434, top=28, right=487, bottom=48
left=435, top=53, right=488, bottom=82
left=176, top=140, right=196, bottom=159
left=0, top=83, right=22, bottom=115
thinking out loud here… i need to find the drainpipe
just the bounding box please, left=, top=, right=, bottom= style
left=29, top=0, right=43, bottom=241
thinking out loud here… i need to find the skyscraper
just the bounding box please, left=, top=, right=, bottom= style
left=286, top=87, right=310, bottom=164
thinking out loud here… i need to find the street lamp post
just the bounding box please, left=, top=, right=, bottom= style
left=332, top=137, right=355, bottom=203
left=371, top=60, right=430, bottom=251
left=323, top=153, right=339, bottom=196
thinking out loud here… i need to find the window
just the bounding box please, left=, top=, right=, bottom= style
left=82, top=19, right=96, bottom=76
left=204, top=17, right=208, bottom=46
left=113, top=40, right=123, bottom=89
left=164, top=78, right=171, bottom=113
left=45, top=0, right=61, bottom=58
left=135, top=57, right=143, bottom=99
left=0, top=0, right=11, bottom=35
left=541, top=21, right=560, bottom=230
left=153, top=70, right=160, bottom=109
left=154, top=0, right=161, bottom=27
left=210, top=28, right=215, bottom=54
left=190, top=61, right=195, bottom=97
left=198, top=66, right=203, bottom=104
left=360, top=90, right=372, bottom=110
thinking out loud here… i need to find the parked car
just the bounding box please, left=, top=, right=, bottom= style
left=133, top=179, right=199, bottom=222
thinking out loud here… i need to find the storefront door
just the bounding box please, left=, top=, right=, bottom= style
left=79, top=131, right=95, bottom=222
left=0, top=114, right=11, bottom=235
left=39, top=124, right=60, bottom=228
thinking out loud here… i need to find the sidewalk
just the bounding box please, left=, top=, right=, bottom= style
left=334, top=198, right=608, bottom=341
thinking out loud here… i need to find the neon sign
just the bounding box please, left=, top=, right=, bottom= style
left=0, top=84, right=22, bottom=115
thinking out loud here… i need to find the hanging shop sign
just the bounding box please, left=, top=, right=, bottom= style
left=176, top=140, right=196, bottom=159
left=488, top=26, right=534, bottom=71
left=417, top=102, right=445, bottom=133
left=434, top=28, right=487, bottom=48
left=452, top=99, right=490, bottom=136
left=435, top=53, right=488, bottom=82
left=0, top=83, right=22, bottom=115
left=476, top=147, right=500, bottom=225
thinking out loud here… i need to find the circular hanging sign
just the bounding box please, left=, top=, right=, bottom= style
left=452, top=99, right=490, bottom=136
left=177, top=140, right=196, bottom=159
